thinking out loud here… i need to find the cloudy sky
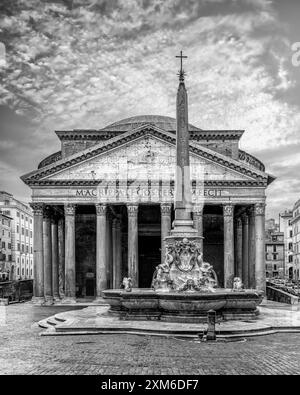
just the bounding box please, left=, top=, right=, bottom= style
left=0, top=0, right=300, bottom=219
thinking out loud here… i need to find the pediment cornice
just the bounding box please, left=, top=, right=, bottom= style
left=21, top=124, right=272, bottom=185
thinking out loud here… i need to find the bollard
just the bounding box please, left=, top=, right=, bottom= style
left=207, top=309, right=216, bottom=341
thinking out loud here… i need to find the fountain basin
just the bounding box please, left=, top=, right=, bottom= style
left=102, top=288, right=264, bottom=323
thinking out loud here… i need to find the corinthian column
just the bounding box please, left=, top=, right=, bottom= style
left=255, top=203, right=266, bottom=292
left=95, top=204, right=107, bottom=299
left=127, top=204, right=139, bottom=287
left=112, top=219, right=122, bottom=289
left=43, top=206, right=53, bottom=305
left=161, top=204, right=172, bottom=263
left=248, top=206, right=256, bottom=289
left=223, top=204, right=235, bottom=288
left=242, top=213, right=249, bottom=288
left=58, top=216, right=65, bottom=299
left=235, top=217, right=243, bottom=279
left=30, top=203, right=44, bottom=304
left=63, top=204, right=76, bottom=303
left=51, top=214, right=59, bottom=302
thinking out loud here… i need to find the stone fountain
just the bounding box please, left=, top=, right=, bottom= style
left=102, top=53, right=263, bottom=322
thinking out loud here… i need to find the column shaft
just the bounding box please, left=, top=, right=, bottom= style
left=96, top=204, right=107, bottom=297
left=31, top=204, right=44, bottom=302
left=127, top=205, right=139, bottom=287
left=223, top=204, right=235, bottom=288
left=255, top=203, right=266, bottom=292
left=58, top=217, right=65, bottom=298
left=64, top=204, right=76, bottom=301
left=161, top=204, right=172, bottom=263
left=235, top=218, right=243, bottom=279
left=43, top=207, right=53, bottom=303
left=51, top=216, right=59, bottom=300
left=248, top=207, right=256, bottom=289
left=106, top=213, right=113, bottom=289
left=112, top=219, right=122, bottom=289
left=242, top=213, right=249, bottom=288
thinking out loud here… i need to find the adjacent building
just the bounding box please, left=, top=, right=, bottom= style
left=279, top=210, right=294, bottom=279
left=0, top=191, right=34, bottom=281
left=265, top=220, right=284, bottom=279
left=291, top=199, right=300, bottom=281
left=0, top=211, right=12, bottom=281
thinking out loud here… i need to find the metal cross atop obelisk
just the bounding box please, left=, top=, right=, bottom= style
left=176, top=50, right=188, bottom=81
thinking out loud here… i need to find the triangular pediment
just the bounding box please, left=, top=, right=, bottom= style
left=21, top=125, right=269, bottom=185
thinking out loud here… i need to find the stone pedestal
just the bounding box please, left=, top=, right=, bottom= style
left=161, top=204, right=172, bottom=263
left=193, top=206, right=204, bottom=251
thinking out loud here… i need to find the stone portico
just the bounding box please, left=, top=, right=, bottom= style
left=22, top=115, right=274, bottom=303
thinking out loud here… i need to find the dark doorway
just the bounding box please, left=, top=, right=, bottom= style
left=139, top=236, right=161, bottom=288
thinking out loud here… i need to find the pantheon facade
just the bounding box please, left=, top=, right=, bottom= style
left=21, top=115, right=274, bottom=303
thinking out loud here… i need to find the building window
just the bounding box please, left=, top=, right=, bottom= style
left=30, top=247, right=33, bottom=254
left=21, top=244, right=24, bottom=253
left=290, top=230, right=293, bottom=237
left=8, top=255, right=12, bottom=262
left=22, top=268, right=24, bottom=276
left=273, top=245, right=277, bottom=253
left=17, top=268, right=20, bottom=275
left=17, top=243, right=20, bottom=251
left=17, top=211, right=20, bottom=217
left=26, top=229, right=28, bottom=237
left=17, top=225, right=19, bottom=233
left=289, top=255, right=293, bottom=263
left=289, top=242, right=293, bottom=251
left=22, top=227, right=24, bottom=235
left=30, top=219, right=32, bottom=224
left=8, top=243, right=11, bottom=249
left=2, top=241, right=5, bottom=249
left=30, top=231, right=32, bottom=238
left=26, top=246, right=29, bottom=253
left=30, top=269, right=33, bottom=276
left=272, top=253, right=277, bottom=260
left=21, top=214, right=24, bottom=220
left=25, top=216, right=28, bottom=222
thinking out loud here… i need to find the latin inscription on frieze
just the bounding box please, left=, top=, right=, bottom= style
left=74, top=187, right=223, bottom=202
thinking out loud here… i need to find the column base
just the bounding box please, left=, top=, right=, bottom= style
left=31, top=296, right=45, bottom=306
left=61, top=296, right=77, bottom=304
left=93, top=296, right=107, bottom=305
left=44, top=296, right=54, bottom=306
left=53, top=296, right=61, bottom=304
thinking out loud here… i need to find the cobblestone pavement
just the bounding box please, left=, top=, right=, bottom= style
left=0, top=303, right=300, bottom=375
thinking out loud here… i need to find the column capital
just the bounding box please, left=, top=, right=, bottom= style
left=95, top=204, right=107, bottom=216
left=64, top=204, right=76, bottom=216
left=161, top=203, right=172, bottom=216
left=30, top=203, right=44, bottom=216
left=254, top=203, right=266, bottom=216
left=43, top=205, right=53, bottom=219
left=223, top=204, right=234, bottom=217
left=127, top=204, right=139, bottom=217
